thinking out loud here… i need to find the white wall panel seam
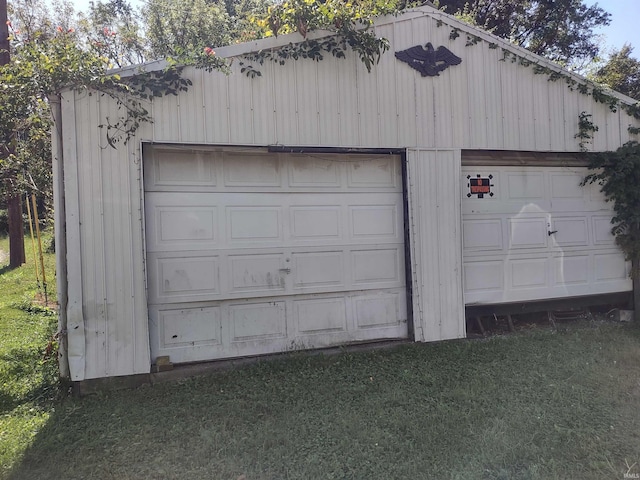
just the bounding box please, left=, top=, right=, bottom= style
left=225, top=73, right=232, bottom=144
left=200, top=69, right=207, bottom=141
left=96, top=94, right=109, bottom=377
left=62, top=91, right=86, bottom=380
left=407, top=150, right=425, bottom=341
left=126, top=138, right=136, bottom=374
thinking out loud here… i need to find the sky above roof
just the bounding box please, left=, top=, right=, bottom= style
left=67, top=0, right=638, bottom=56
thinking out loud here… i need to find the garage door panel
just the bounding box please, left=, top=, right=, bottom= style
left=554, top=255, right=589, bottom=286
left=347, top=156, right=400, bottom=188
left=463, top=219, right=504, bottom=251
left=462, top=165, right=631, bottom=304
left=550, top=172, right=585, bottom=199
left=147, top=253, right=220, bottom=304
left=354, top=292, right=404, bottom=329
left=294, top=297, right=348, bottom=335
left=145, top=149, right=407, bottom=363
left=350, top=204, right=399, bottom=239
left=223, top=152, right=282, bottom=187
left=551, top=217, right=589, bottom=246
left=510, top=258, right=548, bottom=289
left=292, top=251, right=345, bottom=289
left=289, top=155, right=341, bottom=187
left=227, top=206, right=283, bottom=243
left=158, top=256, right=220, bottom=296
left=506, top=171, right=545, bottom=200
left=229, top=254, right=286, bottom=293
left=149, top=288, right=407, bottom=363
left=593, top=216, right=616, bottom=245
left=594, top=253, right=629, bottom=282
left=156, top=306, right=222, bottom=348
left=464, top=260, right=504, bottom=294
left=147, top=150, right=218, bottom=189
left=508, top=217, right=548, bottom=249
left=352, top=248, right=403, bottom=285
left=229, top=301, right=287, bottom=342
left=290, top=206, right=342, bottom=240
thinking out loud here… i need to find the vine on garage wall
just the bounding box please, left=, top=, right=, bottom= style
left=434, top=18, right=640, bottom=148
left=582, top=141, right=640, bottom=321
left=237, top=0, right=398, bottom=77
left=575, top=112, right=599, bottom=152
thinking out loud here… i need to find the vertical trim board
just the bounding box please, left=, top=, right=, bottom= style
left=62, top=90, right=86, bottom=380
left=407, top=149, right=465, bottom=342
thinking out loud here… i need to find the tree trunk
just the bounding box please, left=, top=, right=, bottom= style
left=7, top=194, right=25, bottom=268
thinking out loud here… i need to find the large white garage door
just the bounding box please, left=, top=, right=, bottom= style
left=144, top=147, right=407, bottom=364
left=462, top=165, right=632, bottom=305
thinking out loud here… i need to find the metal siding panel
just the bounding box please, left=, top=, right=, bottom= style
left=178, top=68, right=205, bottom=142
left=413, top=18, right=437, bottom=148
left=499, top=56, right=520, bottom=150
left=153, top=92, right=181, bottom=142
left=73, top=95, right=148, bottom=380
left=516, top=63, right=536, bottom=151
left=437, top=151, right=464, bottom=340
left=376, top=23, right=398, bottom=147
left=407, top=149, right=465, bottom=342
left=604, top=109, right=621, bottom=151
left=251, top=62, right=277, bottom=144
left=357, top=53, right=379, bottom=147
left=548, top=78, right=566, bottom=151
left=63, top=91, right=86, bottom=380
left=483, top=45, right=504, bottom=149
left=273, top=60, right=299, bottom=145
left=83, top=95, right=107, bottom=379
left=295, top=60, right=320, bottom=145
left=130, top=142, right=151, bottom=374
left=449, top=56, right=469, bottom=149
left=429, top=21, right=455, bottom=148
left=228, top=64, right=253, bottom=144
left=563, top=84, right=580, bottom=151
left=101, top=97, right=130, bottom=377
left=202, top=69, right=231, bottom=143
left=394, top=19, right=418, bottom=147
left=591, top=104, right=608, bottom=152
left=533, top=73, right=551, bottom=150
left=317, top=56, right=341, bottom=145
left=466, top=43, right=488, bottom=149
left=337, top=59, right=360, bottom=146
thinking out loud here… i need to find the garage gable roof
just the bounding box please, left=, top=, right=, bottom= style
left=113, top=5, right=638, bottom=107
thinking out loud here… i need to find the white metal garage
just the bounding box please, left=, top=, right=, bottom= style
left=462, top=165, right=632, bottom=305
left=144, top=147, right=407, bottom=363
left=53, top=5, right=640, bottom=380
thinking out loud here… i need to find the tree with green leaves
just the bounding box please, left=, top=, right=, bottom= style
left=143, top=0, right=233, bottom=59
left=593, top=45, right=640, bottom=101
left=436, top=0, right=610, bottom=66
left=79, top=0, right=146, bottom=67
left=0, top=0, right=201, bottom=266
left=583, top=142, right=640, bottom=321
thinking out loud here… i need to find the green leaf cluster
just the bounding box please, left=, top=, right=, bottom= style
left=582, top=142, right=640, bottom=273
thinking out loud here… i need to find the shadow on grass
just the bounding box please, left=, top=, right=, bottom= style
left=0, top=264, right=16, bottom=276
left=7, top=323, right=640, bottom=480
left=0, top=348, right=60, bottom=415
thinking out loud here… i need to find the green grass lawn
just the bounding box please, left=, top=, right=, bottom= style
left=2, top=236, right=640, bottom=479
left=0, top=234, right=59, bottom=479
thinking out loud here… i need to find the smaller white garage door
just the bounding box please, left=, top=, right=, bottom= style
left=462, top=165, right=632, bottom=305
left=144, top=148, right=408, bottom=364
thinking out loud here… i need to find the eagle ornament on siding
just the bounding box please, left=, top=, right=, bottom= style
left=395, top=43, right=462, bottom=76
